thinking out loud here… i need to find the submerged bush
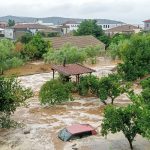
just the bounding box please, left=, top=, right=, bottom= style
left=39, top=80, right=73, bottom=105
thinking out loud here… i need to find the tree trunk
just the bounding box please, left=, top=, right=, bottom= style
left=102, top=101, right=107, bottom=105
left=128, top=139, right=133, bottom=150
left=111, top=98, right=114, bottom=105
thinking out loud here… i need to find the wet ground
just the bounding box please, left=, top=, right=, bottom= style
left=0, top=58, right=150, bottom=150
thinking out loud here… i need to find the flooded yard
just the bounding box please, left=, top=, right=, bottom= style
left=0, top=59, right=150, bottom=150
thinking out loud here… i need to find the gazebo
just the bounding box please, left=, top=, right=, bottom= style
left=51, top=63, right=95, bottom=83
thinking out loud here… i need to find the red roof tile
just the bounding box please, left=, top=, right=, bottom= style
left=14, top=23, right=49, bottom=29
left=49, top=35, right=105, bottom=49
left=67, top=124, right=96, bottom=134
left=143, top=20, right=150, bottom=23
left=51, top=64, right=95, bottom=76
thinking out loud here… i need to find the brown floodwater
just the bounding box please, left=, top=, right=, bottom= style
left=0, top=58, right=150, bottom=150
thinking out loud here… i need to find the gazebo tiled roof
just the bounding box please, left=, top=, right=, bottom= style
left=51, top=64, right=95, bottom=76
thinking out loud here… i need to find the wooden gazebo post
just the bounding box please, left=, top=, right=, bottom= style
left=52, top=69, right=55, bottom=79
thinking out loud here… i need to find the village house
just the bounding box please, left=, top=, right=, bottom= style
left=47, top=35, right=105, bottom=50
left=143, top=19, right=150, bottom=31
left=4, top=23, right=58, bottom=40
left=62, top=19, right=124, bottom=32
left=105, top=24, right=141, bottom=36
left=63, top=20, right=80, bottom=31
left=0, top=21, right=7, bottom=37
left=97, top=19, right=124, bottom=30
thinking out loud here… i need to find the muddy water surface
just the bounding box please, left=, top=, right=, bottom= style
left=0, top=60, right=150, bottom=150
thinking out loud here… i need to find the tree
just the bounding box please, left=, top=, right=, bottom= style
left=74, top=20, right=103, bottom=38
left=28, top=33, right=50, bottom=58
left=98, top=74, right=122, bottom=105
left=117, top=34, right=150, bottom=81
left=0, top=77, right=33, bottom=128
left=8, top=19, right=15, bottom=27
left=110, top=33, right=131, bottom=45
left=101, top=105, right=142, bottom=150
left=39, top=80, right=73, bottom=105
left=21, top=33, right=51, bottom=59
left=20, top=32, right=33, bottom=44
left=44, top=44, right=87, bottom=64
left=78, top=75, right=99, bottom=96
left=0, top=39, right=23, bottom=74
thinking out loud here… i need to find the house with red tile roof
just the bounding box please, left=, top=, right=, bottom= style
left=4, top=23, right=57, bottom=40
left=105, top=24, right=141, bottom=36
left=46, top=35, right=105, bottom=49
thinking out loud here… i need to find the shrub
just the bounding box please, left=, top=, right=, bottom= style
left=0, top=39, right=24, bottom=74
left=39, top=80, right=73, bottom=105
left=78, top=75, right=99, bottom=96
left=0, top=77, right=33, bottom=128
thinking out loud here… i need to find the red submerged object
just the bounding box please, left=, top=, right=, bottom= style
left=58, top=124, right=97, bottom=141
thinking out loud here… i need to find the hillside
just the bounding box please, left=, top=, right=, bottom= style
left=0, top=15, right=124, bottom=25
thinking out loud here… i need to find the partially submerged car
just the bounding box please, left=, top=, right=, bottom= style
left=58, top=124, right=97, bottom=141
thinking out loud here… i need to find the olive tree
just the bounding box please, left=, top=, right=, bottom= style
left=0, top=77, right=33, bottom=128
left=101, top=105, right=141, bottom=150
left=98, top=74, right=123, bottom=105
left=0, top=39, right=24, bottom=74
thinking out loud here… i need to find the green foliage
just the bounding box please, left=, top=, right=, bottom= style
left=39, top=80, right=73, bottom=105
left=98, top=34, right=111, bottom=48
left=118, top=34, right=150, bottom=81
left=78, top=75, right=99, bottom=96
left=21, top=33, right=50, bottom=59
left=140, top=77, right=150, bottom=89
left=44, top=44, right=104, bottom=64
left=0, top=77, right=33, bottom=128
left=98, top=74, right=122, bottom=105
left=47, top=32, right=59, bottom=37
left=20, top=33, right=33, bottom=44
left=101, top=105, right=141, bottom=150
left=0, top=39, right=24, bottom=74
left=110, top=33, right=131, bottom=45
left=44, top=44, right=87, bottom=64
left=74, top=20, right=103, bottom=38
left=8, top=19, right=15, bottom=27
left=108, top=40, right=129, bottom=60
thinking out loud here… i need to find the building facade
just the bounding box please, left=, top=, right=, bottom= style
left=143, top=20, right=150, bottom=31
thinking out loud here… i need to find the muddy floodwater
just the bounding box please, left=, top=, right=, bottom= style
left=0, top=59, right=150, bottom=150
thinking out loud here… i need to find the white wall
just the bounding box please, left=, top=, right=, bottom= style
left=98, top=23, right=123, bottom=30
left=4, top=29, right=14, bottom=39
left=66, top=24, right=79, bottom=31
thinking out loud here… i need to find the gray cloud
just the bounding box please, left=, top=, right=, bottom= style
left=0, top=0, right=149, bottom=24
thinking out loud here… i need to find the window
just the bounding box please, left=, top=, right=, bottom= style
left=108, top=25, right=110, bottom=28
left=147, top=24, right=149, bottom=27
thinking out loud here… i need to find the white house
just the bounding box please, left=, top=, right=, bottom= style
left=63, top=20, right=80, bottom=31
left=4, top=23, right=49, bottom=39
left=143, top=19, right=150, bottom=31
left=63, top=19, right=124, bottom=32
left=97, top=19, right=124, bottom=30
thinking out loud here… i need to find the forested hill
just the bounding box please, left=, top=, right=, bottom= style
left=0, top=15, right=124, bottom=25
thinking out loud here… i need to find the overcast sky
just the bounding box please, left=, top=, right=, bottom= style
left=0, top=0, right=149, bottom=24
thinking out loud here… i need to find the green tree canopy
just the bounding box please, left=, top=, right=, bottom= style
left=118, top=34, right=150, bottom=81
left=8, top=19, right=15, bottom=27
left=98, top=74, right=123, bottom=105
left=0, top=77, right=33, bottom=128
left=39, top=80, right=73, bottom=105
left=101, top=105, right=142, bottom=150
left=0, top=39, right=23, bottom=74
left=74, top=20, right=103, bottom=38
